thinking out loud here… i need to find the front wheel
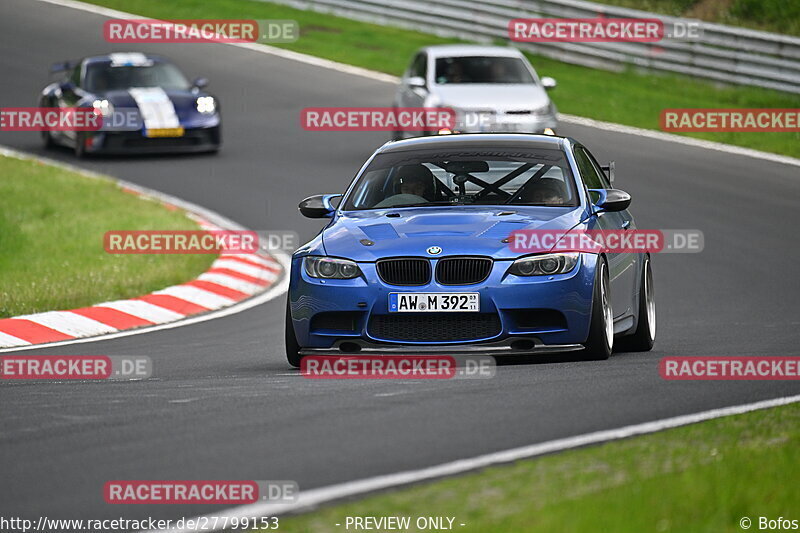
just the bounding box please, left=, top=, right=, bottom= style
left=74, top=132, right=87, bottom=158
left=581, top=257, right=613, bottom=360
left=41, top=129, right=55, bottom=149
left=40, top=98, right=55, bottom=149
left=617, top=255, right=656, bottom=352
left=285, top=297, right=303, bottom=368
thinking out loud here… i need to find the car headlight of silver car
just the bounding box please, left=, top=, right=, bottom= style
left=196, top=96, right=216, bottom=114
left=531, top=103, right=554, bottom=116
left=303, top=256, right=362, bottom=279
left=508, top=253, right=579, bottom=276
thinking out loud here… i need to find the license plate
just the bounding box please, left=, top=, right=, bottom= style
left=145, top=127, right=185, bottom=138
left=389, top=293, right=479, bottom=313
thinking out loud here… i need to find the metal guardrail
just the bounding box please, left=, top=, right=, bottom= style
left=269, top=0, right=800, bottom=94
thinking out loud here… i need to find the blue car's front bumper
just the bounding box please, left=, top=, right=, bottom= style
left=288, top=253, right=599, bottom=354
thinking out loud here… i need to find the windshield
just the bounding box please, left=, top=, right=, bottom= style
left=435, top=56, right=535, bottom=84
left=84, top=62, right=190, bottom=91
left=343, top=147, right=577, bottom=210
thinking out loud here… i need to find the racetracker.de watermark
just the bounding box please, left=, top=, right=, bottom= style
left=301, top=355, right=496, bottom=379
left=104, top=480, right=298, bottom=504
left=254, top=230, right=299, bottom=253
left=660, top=357, right=800, bottom=380
left=301, top=107, right=456, bottom=132
left=104, top=230, right=259, bottom=254
left=661, top=108, right=800, bottom=132
left=509, top=18, right=663, bottom=42
left=0, top=107, right=146, bottom=131
left=104, top=19, right=298, bottom=43
left=508, top=18, right=703, bottom=43
left=509, top=229, right=704, bottom=254
left=0, top=356, right=151, bottom=380
left=0, top=107, right=101, bottom=131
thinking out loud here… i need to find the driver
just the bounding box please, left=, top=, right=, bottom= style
left=398, top=165, right=434, bottom=197
left=523, top=178, right=566, bottom=205
left=374, top=164, right=435, bottom=207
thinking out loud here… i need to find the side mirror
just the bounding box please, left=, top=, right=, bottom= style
left=58, top=80, right=75, bottom=92
left=406, top=76, right=426, bottom=89
left=192, top=77, right=209, bottom=89
left=601, top=161, right=615, bottom=184
left=51, top=61, right=72, bottom=74
left=589, top=188, right=630, bottom=213
left=299, top=194, right=342, bottom=218
left=541, top=76, right=557, bottom=90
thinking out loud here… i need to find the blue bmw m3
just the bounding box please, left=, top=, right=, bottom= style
left=285, top=134, right=656, bottom=367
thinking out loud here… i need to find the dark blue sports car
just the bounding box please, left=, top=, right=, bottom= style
left=40, top=52, right=220, bottom=156
left=286, top=134, right=656, bottom=366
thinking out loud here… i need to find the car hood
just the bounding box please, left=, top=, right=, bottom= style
left=431, top=84, right=550, bottom=112
left=322, top=206, right=584, bottom=261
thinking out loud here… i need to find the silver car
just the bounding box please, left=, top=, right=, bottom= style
left=393, top=45, right=558, bottom=139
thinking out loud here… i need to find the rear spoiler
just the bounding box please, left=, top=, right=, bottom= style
left=601, top=161, right=615, bottom=184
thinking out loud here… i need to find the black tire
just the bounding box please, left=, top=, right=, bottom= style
left=74, top=132, right=86, bottom=158
left=616, top=255, right=656, bottom=352
left=285, top=297, right=303, bottom=368
left=40, top=98, right=55, bottom=149
left=581, top=257, right=613, bottom=360
left=41, top=129, right=55, bottom=149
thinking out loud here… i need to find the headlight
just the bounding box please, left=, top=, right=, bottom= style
left=92, top=99, right=113, bottom=117
left=196, top=96, right=216, bottom=114
left=303, top=256, right=362, bottom=279
left=532, top=103, right=554, bottom=116
left=508, top=253, right=579, bottom=276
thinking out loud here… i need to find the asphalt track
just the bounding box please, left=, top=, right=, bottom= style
left=1, top=0, right=800, bottom=523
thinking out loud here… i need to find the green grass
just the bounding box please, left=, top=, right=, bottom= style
left=84, top=0, right=800, bottom=158
left=590, top=0, right=800, bottom=37
left=0, top=156, right=215, bottom=318
left=262, top=402, right=800, bottom=533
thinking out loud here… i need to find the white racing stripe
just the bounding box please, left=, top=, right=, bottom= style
left=96, top=300, right=185, bottom=323
left=128, top=87, right=180, bottom=130
left=212, top=258, right=278, bottom=280
left=15, top=311, right=117, bottom=336
left=154, top=285, right=235, bottom=309
left=143, top=393, right=800, bottom=532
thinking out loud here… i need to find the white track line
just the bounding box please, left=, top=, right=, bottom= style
left=33, top=0, right=800, bottom=170
left=144, top=393, right=800, bottom=532
left=560, top=114, right=800, bottom=168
